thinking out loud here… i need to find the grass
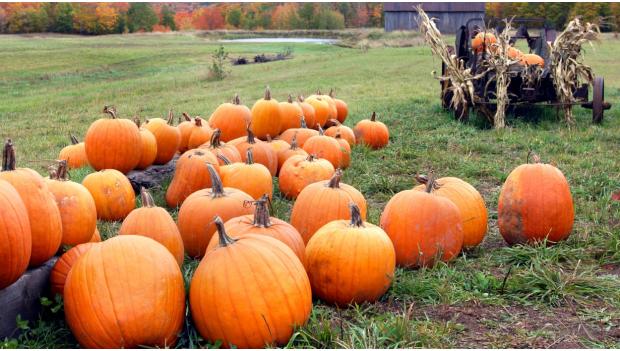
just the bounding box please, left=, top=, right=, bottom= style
left=0, top=30, right=619, bottom=348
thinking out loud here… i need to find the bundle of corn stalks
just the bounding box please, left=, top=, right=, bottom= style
left=549, top=17, right=599, bottom=124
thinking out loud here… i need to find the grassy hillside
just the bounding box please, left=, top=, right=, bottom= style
left=1, top=32, right=619, bottom=348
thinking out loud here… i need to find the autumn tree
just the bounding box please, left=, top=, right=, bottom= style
left=225, top=7, right=242, bottom=28
left=127, top=3, right=158, bottom=32
left=53, top=2, right=74, bottom=33
left=7, top=3, right=48, bottom=33
left=95, top=3, right=118, bottom=34
left=193, top=6, right=225, bottom=30
left=272, top=3, right=299, bottom=29
left=0, top=6, right=7, bottom=33
left=160, top=5, right=176, bottom=31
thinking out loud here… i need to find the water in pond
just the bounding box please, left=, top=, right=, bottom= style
left=219, top=38, right=338, bottom=44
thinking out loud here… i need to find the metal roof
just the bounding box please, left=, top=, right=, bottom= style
left=384, top=2, right=486, bottom=13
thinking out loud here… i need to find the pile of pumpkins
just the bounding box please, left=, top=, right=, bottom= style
left=471, top=31, right=545, bottom=66
left=0, top=87, right=575, bottom=349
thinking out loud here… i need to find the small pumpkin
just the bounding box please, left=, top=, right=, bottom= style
left=177, top=164, right=254, bottom=258
left=229, top=126, right=278, bottom=176
left=279, top=154, right=334, bottom=199
left=308, top=90, right=338, bottom=122
left=50, top=242, right=97, bottom=296
left=0, top=178, right=31, bottom=290
left=507, top=46, right=523, bottom=60
left=302, top=126, right=342, bottom=169
left=58, top=134, right=89, bottom=169
left=279, top=94, right=304, bottom=133
left=250, top=87, right=282, bottom=140
left=472, top=32, right=497, bottom=52
left=120, top=188, right=185, bottom=266
left=85, top=106, right=142, bottom=173
left=208, top=94, right=253, bottom=142
left=304, top=95, right=330, bottom=128
left=264, top=135, right=290, bottom=156
left=306, top=204, right=395, bottom=305
left=276, top=133, right=309, bottom=175
left=354, top=112, right=389, bottom=149
left=221, top=148, right=273, bottom=200
left=278, top=116, right=319, bottom=148
left=190, top=216, right=312, bottom=348
left=144, top=111, right=181, bottom=165
left=82, top=169, right=136, bottom=221
left=291, top=170, right=367, bottom=243
left=324, top=119, right=356, bottom=145
left=334, top=133, right=351, bottom=169
left=165, top=148, right=220, bottom=208
left=177, top=112, right=195, bottom=153
left=296, top=95, right=316, bottom=131
left=329, top=89, right=349, bottom=123
left=520, top=53, right=545, bottom=67
left=134, top=118, right=158, bottom=170
left=187, top=117, right=215, bottom=150
left=199, top=129, right=242, bottom=165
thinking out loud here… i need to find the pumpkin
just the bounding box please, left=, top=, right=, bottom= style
left=58, top=134, right=89, bottom=169
left=334, top=133, right=351, bottom=169
left=498, top=153, right=574, bottom=245
left=278, top=116, right=319, bottom=148
left=208, top=94, right=253, bottom=142
left=89, top=228, right=101, bottom=242
left=47, top=161, right=98, bottom=246
left=279, top=154, right=334, bottom=199
left=82, top=169, right=135, bottom=221
left=265, top=135, right=291, bottom=156
left=221, top=148, right=273, bottom=200
left=177, top=112, right=195, bottom=153
left=507, top=46, right=523, bottom=60
left=134, top=118, right=158, bottom=170
left=309, top=90, right=338, bottom=122
left=324, top=119, right=356, bottom=145
left=50, top=242, right=97, bottom=296
left=304, top=95, right=330, bottom=128
left=472, top=32, right=497, bottom=52
left=143, top=111, right=181, bottom=165
left=64, top=235, right=185, bottom=348
left=279, top=94, right=304, bottom=133
left=296, top=95, right=316, bottom=131
left=329, top=89, right=349, bottom=123
left=0, top=179, right=31, bottom=290
left=120, top=188, right=185, bottom=266
left=229, top=126, right=278, bottom=176
left=190, top=216, right=312, bottom=348
left=199, top=129, right=242, bottom=165
left=276, top=133, right=309, bottom=175
left=250, top=87, right=282, bottom=140
left=354, top=112, right=389, bottom=149
left=520, top=53, right=544, bottom=67
left=302, top=126, right=342, bottom=168
left=187, top=117, right=214, bottom=150
left=166, top=148, right=220, bottom=208
left=177, top=164, right=254, bottom=258
left=380, top=174, right=464, bottom=267
left=206, top=195, right=306, bottom=265
left=291, top=170, right=367, bottom=243
left=85, top=106, right=142, bottom=173
left=0, top=140, right=62, bottom=267
left=414, top=175, right=488, bottom=248
left=306, top=204, right=395, bottom=305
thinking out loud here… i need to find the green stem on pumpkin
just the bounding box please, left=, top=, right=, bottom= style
left=214, top=216, right=236, bottom=247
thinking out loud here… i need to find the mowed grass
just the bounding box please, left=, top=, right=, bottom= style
left=1, top=32, right=619, bottom=348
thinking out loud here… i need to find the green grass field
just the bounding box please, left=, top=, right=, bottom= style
left=1, top=31, right=619, bottom=348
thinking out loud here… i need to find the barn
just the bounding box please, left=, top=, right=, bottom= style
left=384, top=2, right=486, bottom=33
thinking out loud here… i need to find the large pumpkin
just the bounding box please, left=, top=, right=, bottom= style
left=380, top=175, right=464, bottom=267
left=64, top=235, right=185, bottom=348
left=498, top=154, right=574, bottom=245
left=199, top=129, right=242, bottom=165
left=278, top=116, right=319, bottom=148
left=190, top=217, right=312, bottom=348
left=85, top=106, right=142, bottom=173
left=279, top=154, right=335, bottom=199
left=1, top=140, right=62, bottom=267
left=120, top=188, right=185, bottom=266
left=47, top=161, right=98, bottom=246
left=291, top=170, right=367, bottom=243
left=329, top=89, right=349, bottom=123
left=0, top=179, right=31, bottom=290
left=208, top=94, right=253, bottom=142
left=165, top=148, right=220, bottom=208
left=306, top=204, right=395, bottom=305
left=177, top=164, right=254, bottom=258
left=221, top=148, right=273, bottom=200
left=143, top=112, right=181, bottom=165
left=58, top=134, right=89, bottom=169
left=276, top=133, right=309, bottom=175
left=82, top=169, right=135, bottom=221
left=296, top=95, right=317, bottom=130
left=354, top=112, right=389, bottom=149
left=302, top=127, right=342, bottom=169
left=279, top=95, right=304, bottom=133
left=229, top=126, right=278, bottom=176
left=50, top=242, right=97, bottom=296
left=134, top=118, right=158, bottom=170
left=187, top=117, right=214, bottom=150
left=250, top=87, right=282, bottom=140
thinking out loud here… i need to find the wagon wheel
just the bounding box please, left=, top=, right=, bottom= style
left=592, top=76, right=604, bottom=124
left=441, top=86, right=453, bottom=110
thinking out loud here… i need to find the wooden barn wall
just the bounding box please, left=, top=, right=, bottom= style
left=384, top=11, right=485, bottom=33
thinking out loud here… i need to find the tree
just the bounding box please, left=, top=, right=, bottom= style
left=174, top=11, right=193, bottom=31
left=7, top=3, right=48, bottom=33
left=0, top=7, right=7, bottom=33
left=160, top=5, right=176, bottom=31
left=95, top=3, right=118, bottom=34
left=313, top=5, right=345, bottom=30
left=54, top=2, right=74, bottom=33
left=127, top=3, right=158, bottom=32
left=72, top=3, right=98, bottom=34
left=297, top=3, right=315, bottom=28
left=193, top=6, right=225, bottom=30
left=225, top=7, right=241, bottom=28
left=272, top=4, right=300, bottom=30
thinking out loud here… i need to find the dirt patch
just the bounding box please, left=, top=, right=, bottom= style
left=601, top=264, right=620, bottom=276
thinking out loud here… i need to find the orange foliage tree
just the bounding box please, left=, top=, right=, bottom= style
left=174, top=11, right=193, bottom=31
left=95, top=3, right=118, bottom=34
left=193, top=6, right=225, bottom=30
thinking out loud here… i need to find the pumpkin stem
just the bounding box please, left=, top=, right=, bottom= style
left=103, top=105, right=117, bottom=119
left=370, top=112, right=377, bottom=122
left=300, top=116, right=308, bottom=129
left=349, top=203, right=364, bottom=227
left=266, top=134, right=272, bottom=142
left=327, top=169, right=342, bottom=188
left=249, top=194, right=272, bottom=228
left=325, top=119, right=340, bottom=128
left=140, top=187, right=156, bottom=208
left=2, top=139, right=16, bottom=172
left=414, top=173, right=439, bottom=193
left=210, top=129, right=222, bottom=148
left=182, top=112, right=192, bottom=122
left=318, top=125, right=324, bottom=135
left=264, top=86, right=272, bottom=100
left=214, top=216, right=236, bottom=247
left=69, top=134, right=79, bottom=145
left=317, top=89, right=322, bottom=95
left=232, top=94, right=241, bottom=105
left=167, top=109, right=174, bottom=125
left=329, top=88, right=335, bottom=98
left=195, top=117, right=203, bottom=127
left=133, top=117, right=141, bottom=128
left=290, top=132, right=299, bottom=150
left=207, top=163, right=225, bottom=197
left=306, top=154, right=317, bottom=162
left=246, top=124, right=256, bottom=144
left=287, top=94, right=293, bottom=104
left=335, top=132, right=342, bottom=140
left=527, top=150, right=541, bottom=164
left=217, top=154, right=231, bottom=165
left=55, top=160, right=69, bottom=180
left=246, top=148, right=255, bottom=165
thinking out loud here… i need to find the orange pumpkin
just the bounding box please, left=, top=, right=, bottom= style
left=380, top=174, right=464, bottom=267
left=82, top=169, right=136, bottom=221
left=120, top=188, right=185, bottom=266
left=134, top=118, right=158, bottom=170
left=306, top=204, right=395, bottom=305
left=309, top=90, right=338, bottom=122
left=187, top=117, right=214, bottom=150
left=472, top=32, right=497, bottom=52
left=209, top=94, right=253, bottom=142
left=199, top=129, right=242, bottom=165
left=221, top=148, right=273, bottom=200
left=302, top=127, right=342, bottom=169
left=279, top=94, right=304, bottom=133
left=89, top=228, right=101, bottom=242
left=47, top=161, right=98, bottom=246
left=144, top=112, right=181, bottom=165
left=177, top=112, right=195, bottom=153
left=279, top=154, right=335, bottom=199
left=276, top=133, right=309, bottom=175
left=190, top=216, right=311, bottom=348
left=58, top=134, right=89, bottom=169
left=296, top=96, right=317, bottom=131
left=177, top=164, right=254, bottom=258
left=334, top=134, right=351, bottom=169
left=264, top=135, right=290, bottom=156
left=0, top=179, right=31, bottom=289
left=50, top=242, right=97, bottom=296
left=206, top=195, right=306, bottom=265
left=229, top=126, right=278, bottom=176
left=85, top=106, right=142, bottom=173
left=291, top=170, right=367, bottom=243
left=498, top=154, right=574, bottom=245
left=324, top=119, right=356, bottom=145
left=278, top=116, right=320, bottom=148
left=354, top=112, right=389, bottom=149
left=166, top=148, right=220, bottom=208
left=520, top=53, right=544, bottom=67
left=1, top=140, right=62, bottom=267
left=329, top=89, right=349, bottom=123
left=250, top=87, right=282, bottom=140
left=64, top=235, right=185, bottom=348
left=304, top=95, right=330, bottom=128
left=507, top=46, right=523, bottom=60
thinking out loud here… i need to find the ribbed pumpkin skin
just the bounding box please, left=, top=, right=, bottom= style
left=89, top=228, right=101, bottom=242
left=85, top=118, right=142, bottom=173
left=136, top=128, right=158, bottom=170
left=279, top=97, right=304, bottom=133
left=208, top=100, right=252, bottom=142
left=187, top=118, right=214, bottom=150
left=380, top=190, right=464, bottom=267
left=303, top=134, right=342, bottom=169
left=199, top=131, right=242, bottom=165
left=229, top=134, right=278, bottom=176
left=177, top=116, right=195, bottom=153
left=0, top=180, right=31, bottom=290
left=58, top=142, right=89, bottom=169
left=250, top=90, right=282, bottom=140
left=277, top=143, right=309, bottom=175
left=290, top=174, right=367, bottom=243
left=0, top=168, right=62, bottom=267
left=471, top=32, right=496, bottom=52
left=414, top=177, right=488, bottom=248
left=295, top=100, right=316, bottom=130
left=335, top=136, right=351, bottom=169
left=354, top=113, right=389, bottom=150
left=306, top=216, right=395, bottom=305
left=279, top=127, right=319, bottom=148
left=305, top=97, right=330, bottom=128
left=144, top=118, right=181, bottom=165
left=520, top=53, right=545, bottom=67
left=221, top=162, right=273, bottom=200
left=82, top=170, right=135, bottom=221
left=325, top=123, right=356, bottom=146
left=190, top=234, right=312, bottom=348
left=50, top=242, right=97, bottom=296
left=64, top=235, right=185, bottom=349
left=333, top=98, right=349, bottom=123
left=279, top=155, right=335, bottom=199
left=498, top=163, right=574, bottom=245
left=165, top=149, right=220, bottom=208
left=47, top=177, right=97, bottom=246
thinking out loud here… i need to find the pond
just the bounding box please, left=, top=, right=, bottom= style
left=218, top=37, right=338, bottom=44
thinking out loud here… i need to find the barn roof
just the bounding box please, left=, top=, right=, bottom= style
left=384, top=2, right=485, bottom=13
